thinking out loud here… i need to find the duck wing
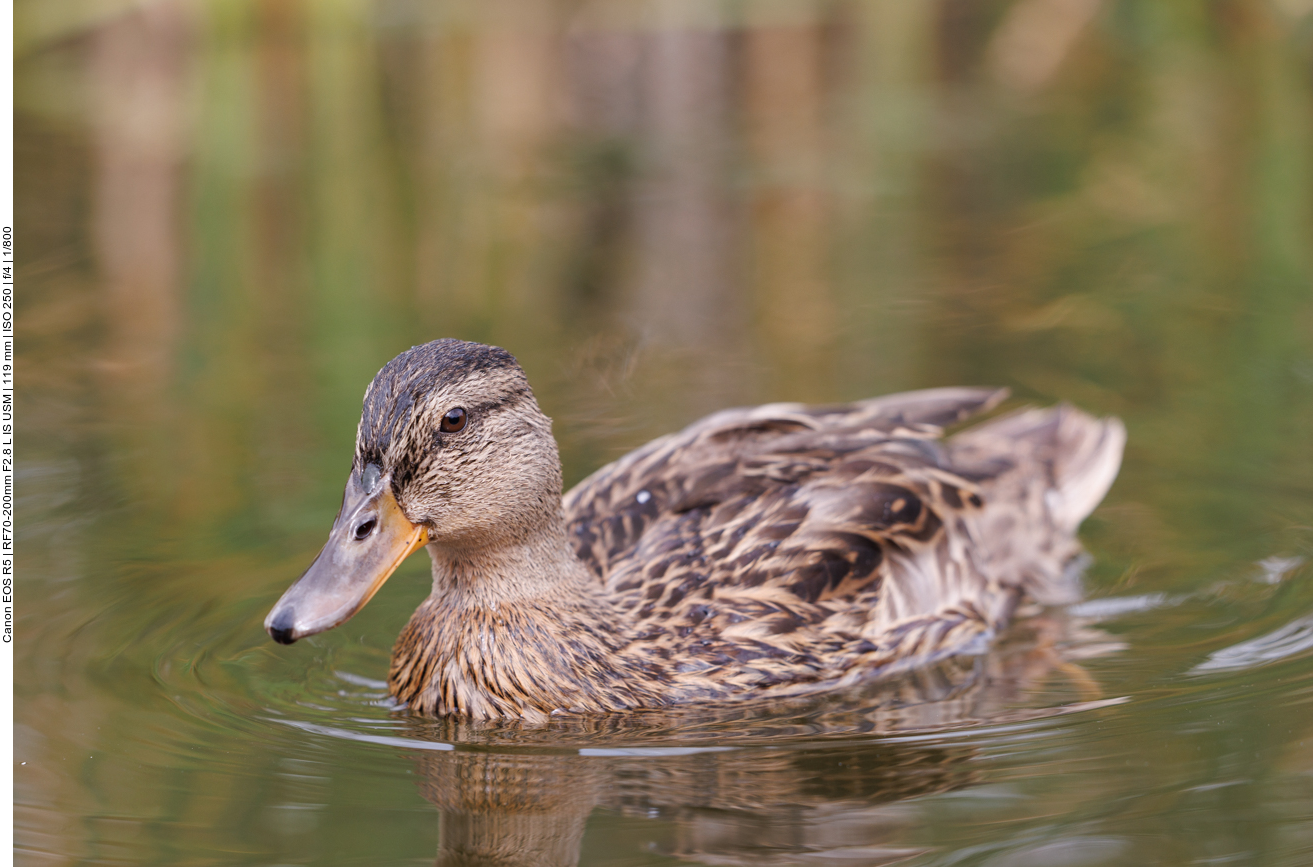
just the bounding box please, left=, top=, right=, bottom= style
left=563, top=389, right=1123, bottom=690
left=563, top=386, right=1009, bottom=589
left=561, top=388, right=1003, bottom=601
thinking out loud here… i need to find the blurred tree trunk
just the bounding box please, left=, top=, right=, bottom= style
left=628, top=12, right=746, bottom=413
left=89, top=1, right=202, bottom=528
left=744, top=8, right=837, bottom=402
left=89, top=0, right=193, bottom=470
left=838, top=0, right=938, bottom=397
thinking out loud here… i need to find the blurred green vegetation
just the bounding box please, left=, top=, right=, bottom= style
left=17, top=0, right=1312, bottom=554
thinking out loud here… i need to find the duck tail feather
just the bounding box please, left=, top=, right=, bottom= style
left=1050, top=408, right=1126, bottom=532
left=956, top=404, right=1126, bottom=533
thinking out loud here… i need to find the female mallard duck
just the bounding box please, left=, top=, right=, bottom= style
left=265, top=339, right=1124, bottom=720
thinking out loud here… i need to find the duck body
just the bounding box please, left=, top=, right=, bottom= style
left=266, top=340, right=1125, bottom=720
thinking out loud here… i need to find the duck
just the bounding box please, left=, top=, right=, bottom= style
left=264, top=338, right=1125, bottom=720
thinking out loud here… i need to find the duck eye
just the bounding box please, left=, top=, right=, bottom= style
left=440, top=407, right=468, bottom=434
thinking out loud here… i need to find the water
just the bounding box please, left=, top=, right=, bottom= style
left=15, top=1, right=1313, bottom=864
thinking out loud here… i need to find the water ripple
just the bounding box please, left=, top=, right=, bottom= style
left=1190, top=613, right=1313, bottom=675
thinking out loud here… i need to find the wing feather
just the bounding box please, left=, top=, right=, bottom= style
left=560, top=387, right=1119, bottom=698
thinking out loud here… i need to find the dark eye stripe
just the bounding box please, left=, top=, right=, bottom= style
left=440, top=407, right=468, bottom=433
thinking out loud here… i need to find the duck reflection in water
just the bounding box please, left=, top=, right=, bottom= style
left=395, top=611, right=1115, bottom=867
left=415, top=743, right=963, bottom=867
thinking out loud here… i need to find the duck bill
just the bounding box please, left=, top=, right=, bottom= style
left=264, top=473, right=428, bottom=645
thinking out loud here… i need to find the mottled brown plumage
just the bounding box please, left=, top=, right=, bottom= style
left=269, top=339, right=1125, bottom=720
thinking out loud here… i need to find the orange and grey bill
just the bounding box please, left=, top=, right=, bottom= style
left=265, top=471, right=427, bottom=644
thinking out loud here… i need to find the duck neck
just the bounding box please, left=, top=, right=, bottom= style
left=425, top=512, right=597, bottom=608
left=388, top=511, right=667, bottom=719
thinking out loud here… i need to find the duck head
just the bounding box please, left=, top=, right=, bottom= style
left=264, top=339, right=562, bottom=644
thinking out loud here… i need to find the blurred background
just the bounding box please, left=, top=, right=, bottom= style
left=15, top=1, right=1313, bottom=865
